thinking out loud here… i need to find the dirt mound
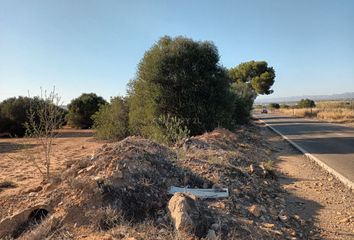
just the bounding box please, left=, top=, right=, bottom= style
left=1, top=127, right=313, bottom=239
left=0, top=136, right=206, bottom=239
left=176, top=126, right=312, bottom=239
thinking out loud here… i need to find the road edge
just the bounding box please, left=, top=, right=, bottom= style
left=257, top=118, right=354, bottom=190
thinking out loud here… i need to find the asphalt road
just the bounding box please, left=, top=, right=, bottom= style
left=256, top=113, right=354, bottom=186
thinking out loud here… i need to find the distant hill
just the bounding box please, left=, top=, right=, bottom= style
left=255, top=92, right=354, bottom=104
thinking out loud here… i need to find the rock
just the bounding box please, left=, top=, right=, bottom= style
left=206, top=229, right=217, bottom=240
left=23, top=185, right=43, bottom=194
left=183, top=138, right=192, bottom=151
left=86, top=165, right=95, bottom=172
left=278, top=210, right=289, bottom=222
left=28, top=192, right=37, bottom=197
left=168, top=193, right=214, bottom=238
left=210, top=223, right=219, bottom=231
left=263, top=223, right=275, bottom=228
left=248, top=204, right=262, bottom=217
left=249, top=164, right=255, bottom=174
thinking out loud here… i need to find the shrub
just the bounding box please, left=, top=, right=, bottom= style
left=128, top=36, right=234, bottom=138
left=0, top=97, right=34, bottom=136
left=25, top=89, right=65, bottom=181
left=297, top=98, right=316, bottom=108
left=154, top=114, right=190, bottom=145
left=67, top=93, right=107, bottom=129
left=229, top=82, right=256, bottom=125
left=92, top=97, right=129, bottom=140
left=0, top=96, right=66, bottom=137
left=280, top=104, right=290, bottom=109
left=268, top=103, right=280, bottom=109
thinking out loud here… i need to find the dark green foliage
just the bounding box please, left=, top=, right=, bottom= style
left=128, top=36, right=234, bottom=137
left=229, top=61, right=275, bottom=95
left=229, top=94, right=252, bottom=125
left=297, top=99, right=316, bottom=108
left=0, top=97, right=33, bottom=136
left=92, top=96, right=129, bottom=140
left=0, top=96, right=66, bottom=137
left=67, top=93, right=107, bottom=129
left=230, top=82, right=257, bottom=123
left=268, top=103, right=280, bottom=109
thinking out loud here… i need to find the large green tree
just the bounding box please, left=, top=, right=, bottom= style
left=128, top=36, right=234, bottom=137
left=229, top=61, right=275, bottom=95
left=67, top=93, right=106, bottom=129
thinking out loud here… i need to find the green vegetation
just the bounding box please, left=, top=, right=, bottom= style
left=67, top=93, right=106, bottom=129
left=268, top=103, right=280, bottom=109
left=0, top=97, right=32, bottom=136
left=229, top=61, right=275, bottom=95
left=297, top=98, right=316, bottom=108
left=89, top=36, right=276, bottom=143
left=280, top=104, right=290, bottom=109
left=154, top=114, right=190, bottom=145
left=92, top=96, right=129, bottom=140
left=128, top=36, right=235, bottom=137
left=1, top=36, right=277, bottom=144
left=0, top=96, right=66, bottom=137
left=228, top=60, right=276, bottom=120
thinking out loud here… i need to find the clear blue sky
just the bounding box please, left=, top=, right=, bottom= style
left=1, top=0, right=353, bottom=104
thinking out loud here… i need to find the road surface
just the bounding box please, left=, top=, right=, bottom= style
left=256, top=113, right=354, bottom=187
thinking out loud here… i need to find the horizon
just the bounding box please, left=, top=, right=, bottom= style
left=1, top=0, right=354, bottom=104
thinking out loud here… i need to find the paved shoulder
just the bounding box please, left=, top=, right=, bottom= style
left=256, top=114, right=354, bottom=188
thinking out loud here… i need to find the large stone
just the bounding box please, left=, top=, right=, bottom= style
left=248, top=204, right=262, bottom=217
left=168, top=193, right=214, bottom=238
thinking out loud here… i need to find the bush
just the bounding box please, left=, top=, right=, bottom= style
left=280, top=104, right=290, bottom=109
left=0, top=96, right=66, bottom=137
left=229, top=82, right=256, bottom=124
left=92, top=97, right=129, bottom=140
left=128, top=36, right=234, bottom=138
left=0, top=97, right=33, bottom=136
left=268, top=103, right=280, bottom=109
left=67, top=93, right=107, bottom=129
left=154, top=114, right=190, bottom=145
left=297, top=98, right=316, bottom=108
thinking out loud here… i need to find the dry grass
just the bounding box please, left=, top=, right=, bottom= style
left=278, top=105, right=354, bottom=123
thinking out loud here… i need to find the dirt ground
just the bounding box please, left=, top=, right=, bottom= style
left=0, top=129, right=105, bottom=199
left=257, top=120, right=354, bottom=239
left=1, top=126, right=353, bottom=239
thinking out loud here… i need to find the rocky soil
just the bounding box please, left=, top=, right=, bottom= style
left=0, top=125, right=352, bottom=239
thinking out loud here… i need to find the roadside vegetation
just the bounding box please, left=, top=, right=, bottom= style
left=0, top=36, right=276, bottom=145
left=267, top=99, right=354, bottom=123
left=1, top=35, right=353, bottom=239
left=66, top=93, right=107, bottom=129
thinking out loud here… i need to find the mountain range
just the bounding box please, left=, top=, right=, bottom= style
left=255, top=92, right=354, bottom=104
